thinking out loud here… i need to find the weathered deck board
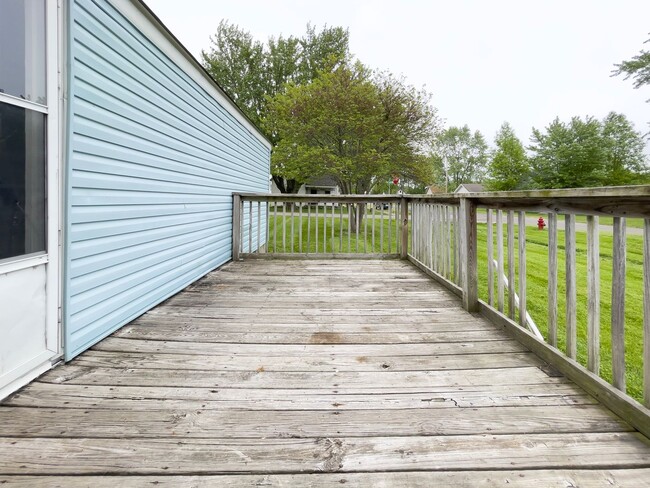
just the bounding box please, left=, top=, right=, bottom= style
left=1, top=259, right=649, bottom=483
left=1, top=434, right=649, bottom=475
left=4, top=470, right=650, bottom=488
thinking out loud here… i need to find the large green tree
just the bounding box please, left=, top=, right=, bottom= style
left=484, top=123, right=530, bottom=191
left=528, top=113, right=647, bottom=189
left=613, top=36, right=650, bottom=98
left=432, top=126, right=488, bottom=191
left=202, top=22, right=350, bottom=193
left=264, top=62, right=437, bottom=227
left=601, top=112, right=648, bottom=185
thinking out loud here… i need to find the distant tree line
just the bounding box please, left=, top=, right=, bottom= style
left=203, top=22, right=649, bottom=193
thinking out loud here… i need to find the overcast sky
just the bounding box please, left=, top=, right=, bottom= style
left=150, top=0, right=649, bottom=151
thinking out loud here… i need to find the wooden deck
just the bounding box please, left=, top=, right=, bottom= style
left=1, top=259, right=650, bottom=486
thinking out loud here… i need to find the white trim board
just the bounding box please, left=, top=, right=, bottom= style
left=109, top=0, right=273, bottom=151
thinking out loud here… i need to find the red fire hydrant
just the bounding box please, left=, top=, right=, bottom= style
left=537, top=217, right=546, bottom=230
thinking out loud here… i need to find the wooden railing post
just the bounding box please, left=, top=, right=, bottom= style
left=232, top=193, right=241, bottom=261
left=400, top=197, right=408, bottom=259
left=459, top=197, right=478, bottom=312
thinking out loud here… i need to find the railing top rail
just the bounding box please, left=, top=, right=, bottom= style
left=237, top=184, right=650, bottom=217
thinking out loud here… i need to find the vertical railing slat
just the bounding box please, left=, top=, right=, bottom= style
left=565, top=214, right=577, bottom=360
left=257, top=202, right=261, bottom=254
left=232, top=194, right=241, bottom=261
left=518, top=211, right=526, bottom=328
left=487, top=209, right=494, bottom=307
left=331, top=203, right=335, bottom=254
left=587, top=215, right=600, bottom=374
left=298, top=203, right=303, bottom=254
left=290, top=203, right=294, bottom=253
left=507, top=210, right=515, bottom=320
left=611, top=216, right=627, bottom=392
left=339, top=204, right=343, bottom=252
left=307, top=204, right=311, bottom=254
left=401, top=198, right=408, bottom=259
left=315, top=203, right=319, bottom=254
left=281, top=201, right=286, bottom=253
left=273, top=201, right=278, bottom=254
left=497, top=210, right=505, bottom=313
left=548, top=213, right=558, bottom=347
left=247, top=201, right=252, bottom=254
left=643, top=219, right=650, bottom=408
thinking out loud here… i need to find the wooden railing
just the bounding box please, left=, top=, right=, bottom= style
left=234, top=188, right=650, bottom=436
left=233, top=194, right=407, bottom=259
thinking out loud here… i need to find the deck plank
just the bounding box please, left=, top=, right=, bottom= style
left=3, top=470, right=650, bottom=487
left=1, top=259, right=649, bottom=483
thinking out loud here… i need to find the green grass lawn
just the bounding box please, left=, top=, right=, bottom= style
left=266, top=210, right=402, bottom=254
left=264, top=210, right=645, bottom=403
left=477, top=224, right=645, bottom=403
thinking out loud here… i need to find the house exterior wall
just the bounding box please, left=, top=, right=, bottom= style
left=64, top=0, right=271, bottom=359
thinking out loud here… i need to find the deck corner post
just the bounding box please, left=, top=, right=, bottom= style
left=232, top=193, right=242, bottom=261
left=460, top=197, right=478, bottom=312
left=400, top=197, right=409, bottom=259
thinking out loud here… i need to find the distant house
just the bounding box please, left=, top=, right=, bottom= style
left=426, top=185, right=446, bottom=195
left=271, top=176, right=340, bottom=196
left=454, top=184, right=485, bottom=193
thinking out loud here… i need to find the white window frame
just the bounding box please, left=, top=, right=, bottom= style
left=0, top=0, right=61, bottom=356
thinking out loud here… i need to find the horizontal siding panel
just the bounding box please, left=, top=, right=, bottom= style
left=68, top=251, right=225, bottom=353
left=70, top=208, right=227, bottom=241
left=70, top=235, right=226, bottom=315
left=71, top=203, right=227, bottom=224
left=64, top=0, right=269, bottom=359
left=72, top=117, right=266, bottom=183
left=69, top=216, right=226, bottom=261
left=73, top=2, right=266, bottom=162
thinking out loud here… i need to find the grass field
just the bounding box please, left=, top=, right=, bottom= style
left=265, top=213, right=645, bottom=403
left=477, top=223, right=644, bottom=402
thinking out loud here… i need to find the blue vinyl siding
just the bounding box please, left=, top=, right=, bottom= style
left=64, top=0, right=270, bottom=359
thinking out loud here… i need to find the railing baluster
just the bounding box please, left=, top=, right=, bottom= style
left=565, top=214, right=577, bottom=359
left=644, top=219, right=650, bottom=407
left=518, top=211, right=526, bottom=328
left=290, top=202, right=294, bottom=253
left=265, top=200, right=269, bottom=254
left=380, top=203, right=384, bottom=253
left=298, top=203, right=303, bottom=254
left=315, top=203, right=319, bottom=254
left=548, top=213, right=558, bottom=347
left=348, top=204, right=352, bottom=253
left=247, top=201, right=252, bottom=254
left=307, top=204, right=311, bottom=254
left=232, top=194, right=241, bottom=261
left=322, top=202, right=326, bottom=253
left=273, top=201, right=278, bottom=253
left=388, top=203, right=392, bottom=254
left=356, top=204, right=360, bottom=253
left=587, top=215, right=600, bottom=374
left=372, top=203, right=376, bottom=252
left=487, top=209, right=494, bottom=306
left=339, top=204, right=344, bottom=252
left=257, top=202, right=261, bottom=254
left=281, top=201, right=286, bottom=253
left=331, top=203, right=335, bottom=254
left=433, top=205, right=438, bottom=271
left=364, top=203, right=368, bottom=254
left=611, top=216, right=626, bottom=391
left=395, top=202, right=399, bottom=254
left=497, top=210, right=504, bottom=314
left=454, top=206, right=461, bottom=285
left=443, top=205, right=451, bottom=279
left=507, top=210, right=515, bottom=320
